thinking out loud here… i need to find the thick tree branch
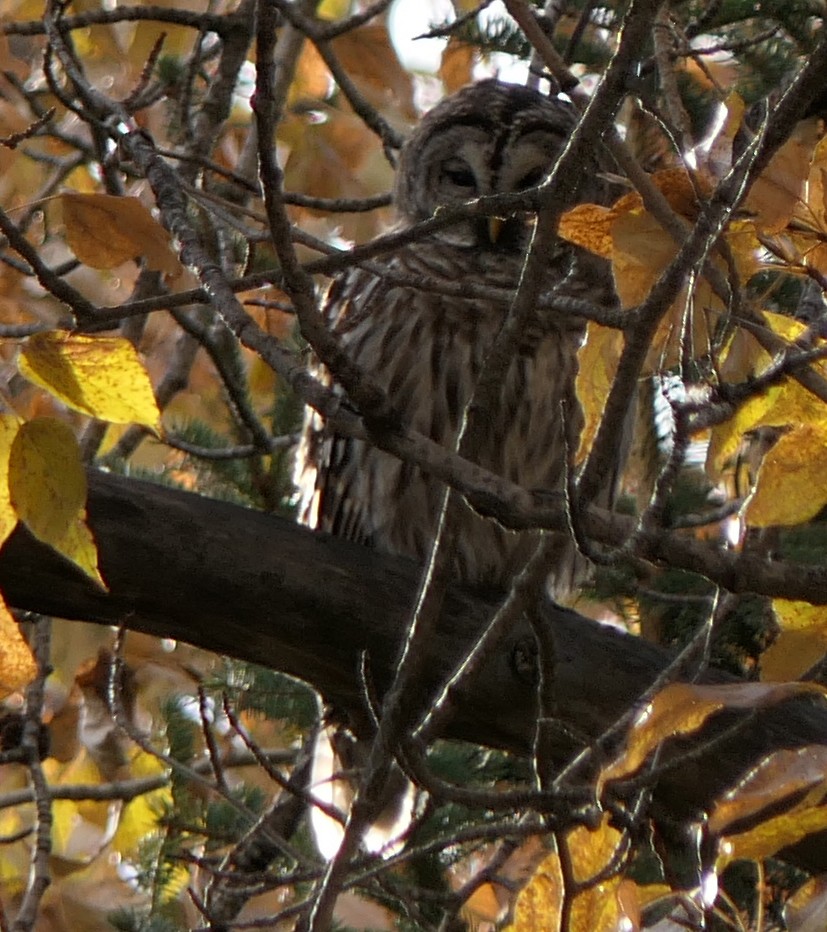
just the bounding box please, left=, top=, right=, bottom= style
left=2, top=471, right=827, bottom=874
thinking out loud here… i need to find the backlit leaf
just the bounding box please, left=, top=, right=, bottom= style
left=20, top=331, right=161, bottom=428
left=61, top=193, right=181, bottom=274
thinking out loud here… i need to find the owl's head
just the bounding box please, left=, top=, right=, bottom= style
left=394, top=80, right=586, bottom=251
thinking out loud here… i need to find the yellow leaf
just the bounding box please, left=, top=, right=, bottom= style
left=61, top=193, right=181, bottom=274
left=746, top=424, right=827, bottom=526
left=0, top=596, right=36, bottom=698
left=20, top=331, right=161, bottom=428
left=0, top=415, right=20, bottom=548
left=762, top=627, right=827, bottom=682
left=7, top=418, right=104, bottom=586
left=568, top=816, right=624, bottom=884
left=507, top=851, right=563, bottom=932
left=706, top=312, right=827, bottom=482
left=508, top=818, right=637, bottom=932
left=569, top=877, right=626, bottom=932
left=9, top=418, right=86, bottom=543
left=57, top=515, right=105, bottom=588
left=576, top=324, right=623, bottom=463
left=711, top=745, right=827, bottom=835
left=114, top=787, right=170, bottom=858
left=773, top=598, right=827, bottom=631
left=762, top=600, right=827, bottom=681
left=725, top=806, right=827, bottom=865
left=317, top=0, right=351, bottom=18
left=611, top=206, right=679, bottom=308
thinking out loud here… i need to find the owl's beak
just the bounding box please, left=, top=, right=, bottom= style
left=487, top=216, right=504, bottom=244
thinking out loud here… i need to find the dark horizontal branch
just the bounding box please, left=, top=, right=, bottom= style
left=2, top=471, right=827, bottom=872
left=1, top=6, right=242, bottom=37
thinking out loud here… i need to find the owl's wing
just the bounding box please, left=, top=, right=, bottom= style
left=294, top=268, right=382, bottom=548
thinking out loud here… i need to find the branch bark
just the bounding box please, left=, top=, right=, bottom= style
left=3, top=471, right=827, bottom=874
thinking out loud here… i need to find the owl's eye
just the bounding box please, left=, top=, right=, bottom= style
left=518, top=167, right=546, bottom=189
left=441, top=161, right=477, bottom=190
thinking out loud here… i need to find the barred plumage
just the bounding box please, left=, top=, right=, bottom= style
left=295, top=80, right=618, bottom=591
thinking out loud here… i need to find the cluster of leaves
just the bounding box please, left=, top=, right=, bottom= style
left=3, top=0, right=827, bottom=930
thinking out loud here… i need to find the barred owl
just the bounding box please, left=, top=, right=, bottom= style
left=296, top=79, right=618, bottom=592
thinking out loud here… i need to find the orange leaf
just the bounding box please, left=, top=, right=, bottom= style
left=558, top=203, right=614, bottom=258
left=438, top=39, right=475, bottom=94
left=61, top=193, right=181, bottom=274
left=0, top=595, right=36, bottom=698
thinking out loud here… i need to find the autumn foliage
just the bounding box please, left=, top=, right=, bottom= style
left=4, top=0, right=827, bottom=930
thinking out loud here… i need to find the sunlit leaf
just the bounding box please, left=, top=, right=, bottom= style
left=0, top=595, right=36, bottom=698
left=61, top=193, right=181, bottom=274
left=20, top=331, right=161, bottom=428
left=317, top=0, right=351, bottom=19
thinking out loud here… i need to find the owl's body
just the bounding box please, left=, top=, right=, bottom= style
left=296, top=80, right=617, bottom=590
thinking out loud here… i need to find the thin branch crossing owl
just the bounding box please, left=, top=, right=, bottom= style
left=296, top=79, right=618, bottom=591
